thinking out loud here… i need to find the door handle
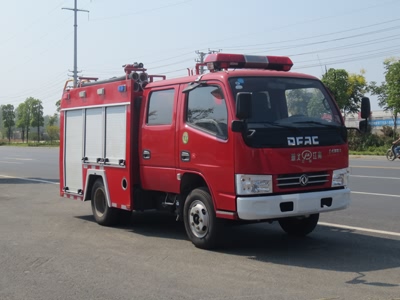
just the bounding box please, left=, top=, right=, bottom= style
left=181, top=151, right=190, bottom=162
left=143, top=150, right=151, bottom=160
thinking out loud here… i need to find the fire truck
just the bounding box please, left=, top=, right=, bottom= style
left=60, top=53, right=370, bottom=249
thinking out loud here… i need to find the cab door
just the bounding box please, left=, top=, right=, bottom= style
left=177, top=82, right=235, bottom=211
left=140, top=87, right=179, bottom=193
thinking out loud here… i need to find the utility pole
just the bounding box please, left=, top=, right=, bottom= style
left=195, top=49, right=221, bottom=74
left=195, top=50, right=206, bottom=75
left=62, top=0, right=89, bottom=88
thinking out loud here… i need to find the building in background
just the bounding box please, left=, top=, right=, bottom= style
left=345, top=110, right=397, bottom=134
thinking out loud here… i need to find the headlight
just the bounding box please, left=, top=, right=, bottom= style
left=235, top=174, right=273, bottom=195
left=332, top=168, right=349, bottom=187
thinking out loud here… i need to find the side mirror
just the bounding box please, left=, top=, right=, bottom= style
left=231, top=120, right=245, bottom=132
left=236, top=92, right=252, bottom=119
left=361, top=97, right=371, bottom=119
left=359, top=120, right=368, bottom=133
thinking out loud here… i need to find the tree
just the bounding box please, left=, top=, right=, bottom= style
left=369, top=81, right=388, bottom=109
left=2, top=104, right=15, bottom=142
left=384, top=58, right=400, bottom=134
left=48, top=113, right=58, bottom=126
left=30, top=99, right=44, bottom=143
left=348, top=71, right=368, bottom=111
left=322, top=68, right=367, bottom=119
left=286, top=88, right=329, bottom=118
left=370, top=58, right=400, bottom=134
left=24, top=97, right=36, bottom=143
left=56, top=99, right=61, bottom=113
left=322, top=69, right=349, bottom=113
left=286, top=89, right=311, bottom=116
left=15, top=102, right=27, bottom=142
left=46, top=125, right=59, bottom=144
left=369, top=81, right=396, bottom=132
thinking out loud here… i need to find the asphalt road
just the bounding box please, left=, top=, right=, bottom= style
left=0, top=147, right=399, bottom=300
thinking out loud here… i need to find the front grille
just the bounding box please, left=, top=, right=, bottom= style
left=277, top=171, right=329, bottom=189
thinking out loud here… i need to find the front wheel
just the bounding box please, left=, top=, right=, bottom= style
left=278, top=214, right=319, bottom=236
left=91, top=179, right=119, bottom=226
left=183, top=187, right=220, bottom=249
left=386, top=149, right=396, bottom=161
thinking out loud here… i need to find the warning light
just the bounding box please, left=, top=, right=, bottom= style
left=204, top=53, right=293, bottom=72
left=118, top=85, right=127, bottom=92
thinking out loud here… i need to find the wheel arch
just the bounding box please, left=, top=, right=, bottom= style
left=179, top=172, right=215, bottom=205
left=83, top=169, right=112, bottom=207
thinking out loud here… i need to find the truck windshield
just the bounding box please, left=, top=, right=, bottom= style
left=229, top=77, right=342, bottom=126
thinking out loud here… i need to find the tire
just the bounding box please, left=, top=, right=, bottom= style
left=183, top=187, right=220, bottom=249
left=91, top=179, right=119, bottom=226
left=278, top=214, right=319, bottom=237
left=386, top=149, right=396, bottom=161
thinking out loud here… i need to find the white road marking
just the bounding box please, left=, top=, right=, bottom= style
left=13, top=158, right=33, bottom=161
left=351, top=191, right=400, bottom=198
left=319, top=222, right=400, bottom=237
left=0, top=175, right=59, bottom=185
left=351, top=175, right=400, bottom=180
left=0, top=174, right=398, bottom=238
left=0, top=161, right=22, bottom=164
left=350, top=165, right=400, bottom=170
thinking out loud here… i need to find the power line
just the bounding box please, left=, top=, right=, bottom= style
left=288, top=35, right=400, bottom=58
left=2, top=30, right=74, bottom=75
left=295, top=45, right=400, bottom=65
left=0, top=71, right=69, bottom=100
left=0, top=0, right=67, bottom=47
left=224, top=25, right=400, bottom=54
left=219, top=18, right=400, bottom=51
left=90, top=0, right=193, bottom=21
left=4, top=8, right=400, bottom=111
left=193, top=0, right=400, bottom=49
left=294, top=49, right=400, bottom=70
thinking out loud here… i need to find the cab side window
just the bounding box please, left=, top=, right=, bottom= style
left=147, top=89, right=174, bottom=125
left=186, top=86, right=228, bottom=139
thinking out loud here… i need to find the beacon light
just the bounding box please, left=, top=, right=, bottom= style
left=204, top=53, right=293, bottom=72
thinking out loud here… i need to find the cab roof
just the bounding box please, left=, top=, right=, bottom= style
left=146, top=69, right=320, bottom=89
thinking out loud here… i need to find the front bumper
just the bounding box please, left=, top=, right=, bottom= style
left=237, top=188, right=350, bottom=220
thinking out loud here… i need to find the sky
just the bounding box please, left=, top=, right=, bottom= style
left=1, top=0, right=399, bottom=115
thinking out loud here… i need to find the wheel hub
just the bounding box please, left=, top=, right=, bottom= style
left=94, top=189, right=106, bottom=216
left=188, top=200, right=209, bottom=238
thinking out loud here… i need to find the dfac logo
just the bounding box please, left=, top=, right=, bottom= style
left=287, top=136, right=319, bottom=146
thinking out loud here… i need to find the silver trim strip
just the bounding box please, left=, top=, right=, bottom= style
left=278, top=180, right=329, bottom=187
left=61, top=102, right=130, bottom=111
left=278, top=174, right=329, bottom=181
left=83, top=169, right=112, bottom=207
left=216, top=210, right=235, bottom=216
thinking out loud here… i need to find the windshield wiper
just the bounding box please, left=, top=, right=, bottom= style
left=292, top=120, right=341, bottom=129
left=262, top=122, right=303, bottom=133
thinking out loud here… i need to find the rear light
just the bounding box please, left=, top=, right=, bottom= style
left=204, top=53, right=293, bottom=72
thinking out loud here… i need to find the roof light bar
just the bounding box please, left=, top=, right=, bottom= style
left=204, top=53, right=293, bottom=72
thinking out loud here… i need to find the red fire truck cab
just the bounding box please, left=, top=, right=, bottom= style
left=59, top=53, right=368, bottom=249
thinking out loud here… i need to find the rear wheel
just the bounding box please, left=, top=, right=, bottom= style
left=91, top=179, right=119, bottom=226
left=278, top=214, right=319, bottom=236
left=183, top=187, right=220, bottom=249
left=386, top=149, right=396, bottom=161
